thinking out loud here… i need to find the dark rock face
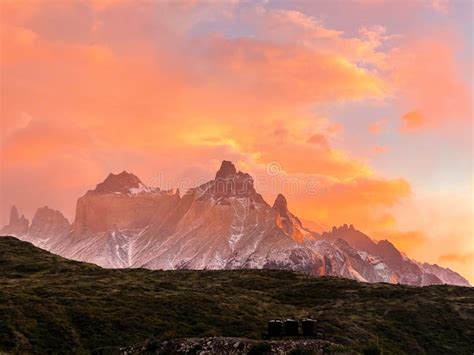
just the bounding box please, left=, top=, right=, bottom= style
left=323, top=225, right=375, bottom=253
left=91, top=171, right=144, bottom=194
left=375, top=240, right=403, bottom=269
left=200, top=162, right=266, bottom=204
left=273, top=194, right=289, bottom=217
left=215, top=160, right=237, bottom=179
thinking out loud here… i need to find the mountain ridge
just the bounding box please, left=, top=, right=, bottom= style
left=1, top=160, right=469, bottom=286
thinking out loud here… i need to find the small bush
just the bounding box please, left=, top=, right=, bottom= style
left=143, top=337, right=159, bottom=352
left=362, top=343, right=381, bottom=355
left=248, top=342, right=272, bottom=355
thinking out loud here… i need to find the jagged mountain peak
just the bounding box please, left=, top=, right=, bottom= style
left=323, top=224, right=373, bottom=251
left=30, top=206, right=69, bottom=230
left=23, top=206, right=71, bottom=244
left=215, top=160, right=237, bottom=179
left=90, top=170, right=146, bottom=194
left=32, top=205, right=68, bottom=219
left=195, top=161, right=265, bottom=204
left=330, top=224, right=355, bottom=233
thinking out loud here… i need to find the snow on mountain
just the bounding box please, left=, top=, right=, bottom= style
left=320, top=224, right=470, bottom=286
left=1, top=161, right=470, bottom=287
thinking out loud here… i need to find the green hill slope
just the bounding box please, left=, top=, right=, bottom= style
left=0, top=236, right=473, bottom=354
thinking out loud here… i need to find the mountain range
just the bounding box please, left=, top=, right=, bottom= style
left=1, top=160, right=469, bottom=286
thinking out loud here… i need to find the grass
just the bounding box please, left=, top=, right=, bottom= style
left=0, top=236, right=473, bottom=354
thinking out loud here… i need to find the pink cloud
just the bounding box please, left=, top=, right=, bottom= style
left=368, top=118, right=388, bottom=135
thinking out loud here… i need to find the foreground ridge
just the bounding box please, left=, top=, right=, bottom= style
left=1, top=161, right=469, bottom=286
left=0, top=236, right=473, bottom=354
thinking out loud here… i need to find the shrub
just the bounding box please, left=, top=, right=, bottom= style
left=362, top=343, right=381, bottom=355
left=248, top=342, right=272, bottom=355
left=143, top=337, right=159, bottom=352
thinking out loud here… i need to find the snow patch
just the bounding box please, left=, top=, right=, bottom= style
left=129, top=183, right=157, bottom=195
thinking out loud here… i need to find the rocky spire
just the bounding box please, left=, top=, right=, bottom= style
left=272, top=193, right=305, bottom=241
left=215, top=160, right=237, bottom=180
left=272, top=194, right=289, bottom=217
left=10, top=205, right=19, bottom=224
left=0, top=205, right=29, bottom=236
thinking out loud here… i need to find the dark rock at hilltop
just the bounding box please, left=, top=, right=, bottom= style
left=91, top=171, right=144, bottom=194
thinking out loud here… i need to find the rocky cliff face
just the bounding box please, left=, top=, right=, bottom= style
left=72, top=171, right=180, bottom=235
left=128, top=161, right=320, bottom=273
left=1, top=161, right=470, bottom=287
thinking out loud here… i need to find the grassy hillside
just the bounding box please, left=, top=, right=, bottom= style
left=0, top=236, right=473, bottom=354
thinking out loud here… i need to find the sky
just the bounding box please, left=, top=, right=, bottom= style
left=1, top=0, right=473, bottom=282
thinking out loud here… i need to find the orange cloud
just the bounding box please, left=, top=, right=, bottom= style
left=1, top=4, right=388, bottom=184
left=204, top=36, right=386, bottom=107
left=401, top=110, right=426, bottom=132
left=2, top=119, right=94, bottom=164
left=292, top=176, right=411, bottom=233
left=378, top=229, right=428, bottom=252
left=439, top=253, right=474, bottom=264
left=307, top=134, right=330, bottom=150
